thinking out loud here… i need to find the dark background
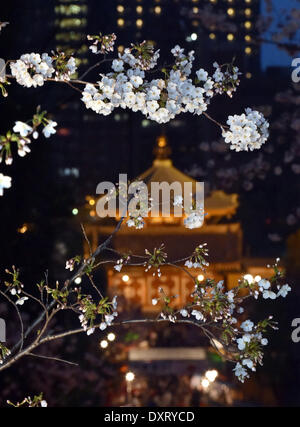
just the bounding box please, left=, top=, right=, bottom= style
left=0, top=0, right=300, bottom=406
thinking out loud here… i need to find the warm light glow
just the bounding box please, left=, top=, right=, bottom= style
left=136, top=18, right=143, bottom=27
left=227, top=8, right=235, bottom=16
left=107, top=333, right=116, bottom=342
left=245, top=35, right=252, bottom=42
left=117, top=5, right=124, bottom=13
left=100, top=340, right=108, bottom=349
left=227, top=33, right=234, bottom=41
left=157, top=135, right=167, bottom=147
left=245, top=0, right=252, bottom=3
left=18, top=224, right=28, bottom=234
left=197, top=274, right=204, bottom=282
left=209, top=33, right=216, bottom=40
left=244, top=21, right=252, bottom=29
left=72, top=208, right=78, bottom=215
left=117, top=18, right=125, bottom=27
left=136, top=5, right=143, bottom=14
left=191, top=33, right=198, bottom=41
left=193, top=7, right=199, bottom=13
left=245, top=8, right=252, bottom=16
left=205, top=369, right=218, bottom=382
left=118, top=45, right=124, bottom=53
left=201, top=378, right=210, bottom=389
left=74, top=277, right=82, bottom=285
left=254, top=275, right=262, bottom=282
left=90, top=210, right=96, bottom=217
left=244, top=274, right=254, bottom=284
left=125, top=371, right=135, bottom=382
left=246, top=72, right=252, bottom=79
left=122, top=274, right=130, bottom=282
left=89, top=199, right=95, bottom=206
left=154, top=6, right=161, bottom=14
left=245, top=46, right=252, bottom=54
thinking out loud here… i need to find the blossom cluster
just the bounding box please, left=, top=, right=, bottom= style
left=10, top=52, right=76, bottom=88
left=222, top=108, right=269, bottom=152
left=78, top=294, right=118, bottom=336
left=0, top=111, right=57, bottom=196
left=114, top=254, right=131, bottom=272
left=7, top=394, right=47, bottom=407
left=6, top=36, right=270, bottom=150
left=81, top=42, right=242, bottom=125
left=151, top=257, right=291, bottom=383
left=87, top=33, right=117, bottom=55
left=144, top=244, right=167, bottom=277
left=212, top=61, right=241, bottom=98
left=173, top=196, right=206, bottom=230
left=184, top=243, right=209, bottom=269
left=0, top=343, right=11, bottom=365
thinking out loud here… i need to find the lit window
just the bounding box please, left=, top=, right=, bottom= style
left=57, top=18, right=87, bottom=29
left=192, top=0, right=199, bottom=3
left=245, top=46, right=252, bottom=55
left=117, top=18, right=125, bottom=27
left=136, top=5, right=143, bottom=13
left=55, top=32, right=84, bottom=42
left=227, top=33, right=234, bottom=41
left=209, top=0, right=217, bottom=3
left=245, top=0, right=252, bottom=3
left=227, top=8, right=235, bottom=16
left=245, top=34, right=251, bottom=42
left=246, top=72, right=252, bottom=79
left=244, top=21, right=252, bottom=29
left=245, top=8, right=252, bottom=16
left=117, top=5, right=124, bottom=13
left=193, top=7, right=199, bottom=13
left=209, top=33, right=216, bottom=40
left=54, top=5, right=87, bottom=16
left=136, top=18, right=143, bottom=27
left=154, top=6, right=161, bottom=14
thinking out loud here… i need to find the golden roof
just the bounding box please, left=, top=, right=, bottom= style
left=137, top=135, right=238, bottom=219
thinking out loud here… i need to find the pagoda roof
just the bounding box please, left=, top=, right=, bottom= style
left=136, top=135, right=239, bottom=218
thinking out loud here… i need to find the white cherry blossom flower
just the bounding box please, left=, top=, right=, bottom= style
left=100, top=322, right=107, bottom=331
left=241, top=320, right=254, bottom=332
left=277, top=284, right=291, bottom=298
left=16, top=296, right=29, bottom=306
left=233, top=363, right=249, bottom=382
left=42, top=120, right=57, bottom=138
left=262, top=290, right=277, bottom=299
left=13, top=121, right=33, bottom=137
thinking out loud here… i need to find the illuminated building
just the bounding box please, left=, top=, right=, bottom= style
left=80, top=135, right=272, bottom=312
left=54, top=0, right=89, bottom=71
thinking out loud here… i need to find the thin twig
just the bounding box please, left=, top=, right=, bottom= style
left=27, top=353, right=78, bottom=366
